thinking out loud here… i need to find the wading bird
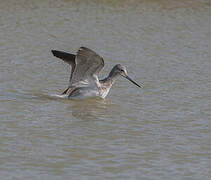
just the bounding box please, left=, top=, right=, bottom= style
left=51, top=47, right=141, bottom=99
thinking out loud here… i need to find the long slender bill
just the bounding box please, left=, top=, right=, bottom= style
left=125, top=76, right=142, bottom=88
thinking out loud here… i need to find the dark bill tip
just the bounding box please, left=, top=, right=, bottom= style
left=124, top=75, right=142, bottom=88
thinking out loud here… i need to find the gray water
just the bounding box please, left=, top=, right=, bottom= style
left=0, top=0, right=211, bottom=179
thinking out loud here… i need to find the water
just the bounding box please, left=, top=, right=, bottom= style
left=0, top=0, right=211, bottom=179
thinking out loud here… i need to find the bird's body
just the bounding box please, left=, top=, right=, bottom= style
left=51, top=47, right=141, bottom=99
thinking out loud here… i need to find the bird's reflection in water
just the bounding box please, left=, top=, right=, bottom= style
left=69, top=98, right=111, bottom=121
left=5, top=90, right=113, bottom=122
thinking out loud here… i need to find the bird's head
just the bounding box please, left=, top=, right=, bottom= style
left=110, top=64, right=141, bottom=88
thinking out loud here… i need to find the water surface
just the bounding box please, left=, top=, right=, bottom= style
left=0, top=0, right=211, bottom=179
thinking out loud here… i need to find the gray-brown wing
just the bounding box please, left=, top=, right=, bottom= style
left=51, top=50, right=76, bottom=84
left=70, top=47, right=104, bottom=86
left=51, top=50, right=76, bottom=67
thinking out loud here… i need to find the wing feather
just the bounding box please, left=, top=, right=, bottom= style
left=52, top=47, right=104, bottom=89
left=70, top=47, right=104, bottom=86
left=51, top=50, right=76, bottom=84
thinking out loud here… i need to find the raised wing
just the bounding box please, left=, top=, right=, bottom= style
left=70, top=47, right=104, bottom=86
left=51, top=50, right=76, bottom=83
left=51, top=50, right=76, bottom=66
